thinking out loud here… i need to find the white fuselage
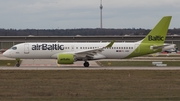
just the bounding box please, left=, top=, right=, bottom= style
left=4, top=42, right=140, bottom=59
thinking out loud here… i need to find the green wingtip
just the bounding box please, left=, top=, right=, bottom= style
left=106, top=40, right=115, bottom=48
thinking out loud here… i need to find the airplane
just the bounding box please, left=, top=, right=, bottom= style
left=3, top=16, right=175, bottom=67
left=163, top=47, right=178, bottom=53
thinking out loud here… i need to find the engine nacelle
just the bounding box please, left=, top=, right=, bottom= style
left=57, top=54, right=74, bottom=64
left=161, top=44, right=176, bottom=52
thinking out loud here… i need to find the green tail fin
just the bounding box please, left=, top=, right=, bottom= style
left=125, top=16, right=172, bottom=59
left=141, top=16, right=172, bottom=44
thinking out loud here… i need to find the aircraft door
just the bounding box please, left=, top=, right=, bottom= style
left=24, top=44, right=29, bottom=54
left=71, top=45, right=74, bottom=51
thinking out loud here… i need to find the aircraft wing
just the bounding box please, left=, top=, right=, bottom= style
left=74, top=40, right=115, bottom=58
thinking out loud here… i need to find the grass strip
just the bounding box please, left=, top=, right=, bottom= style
left=0, top=60, right=18, bottom=66
left=0, top=70, right=180, bottom=101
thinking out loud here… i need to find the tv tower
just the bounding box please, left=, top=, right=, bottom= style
left=100, top=0, right=103, bottom=29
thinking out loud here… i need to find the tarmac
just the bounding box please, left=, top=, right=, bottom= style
left=1, top=54, right=180, bottom=70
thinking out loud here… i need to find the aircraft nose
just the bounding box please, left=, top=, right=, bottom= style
left=2, top=51, right=10, bottom=57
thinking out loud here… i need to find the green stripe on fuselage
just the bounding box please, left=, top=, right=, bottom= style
left=125, top=16, right=172, bottom=58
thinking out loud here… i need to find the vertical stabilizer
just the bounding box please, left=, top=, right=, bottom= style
left=126, top=16, right=172, bottom=58
left=141, top=16, right=172, bottom=44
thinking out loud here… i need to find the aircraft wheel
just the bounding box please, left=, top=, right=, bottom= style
left=83, top=61, right=89, bottom=67
left=16, top=63, right=20, bottom=67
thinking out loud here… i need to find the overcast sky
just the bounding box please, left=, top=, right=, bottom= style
left=0, top=0, right=180, bottom=29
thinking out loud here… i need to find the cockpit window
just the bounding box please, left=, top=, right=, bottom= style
left=11, top=47, right=17, bottom=50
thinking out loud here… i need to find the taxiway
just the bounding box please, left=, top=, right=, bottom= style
left=1, top=54, right=180, bottom=70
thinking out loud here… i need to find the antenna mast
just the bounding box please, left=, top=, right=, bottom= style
left=100, top=0, right=103, bottom=29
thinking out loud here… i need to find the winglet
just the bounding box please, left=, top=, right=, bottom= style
left=105, top=40, right=115, bottom=48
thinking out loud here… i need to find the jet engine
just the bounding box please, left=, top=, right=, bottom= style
left=57, top=54, right=75, bottom=64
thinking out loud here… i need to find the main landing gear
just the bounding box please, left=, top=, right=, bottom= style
left=15, top=58, right=20, bottom=67
left=83, top=61, right=89, bottom=67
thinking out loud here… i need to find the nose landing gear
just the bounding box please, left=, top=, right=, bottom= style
left=15, top=58, right=21, bottom=67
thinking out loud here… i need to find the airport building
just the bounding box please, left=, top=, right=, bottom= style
left=0, top=36, right=180, bottom=49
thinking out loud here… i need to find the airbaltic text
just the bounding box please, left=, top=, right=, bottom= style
left=148, top=35, right=164, bottom=41
left=32, top=44, right=64, bottom=50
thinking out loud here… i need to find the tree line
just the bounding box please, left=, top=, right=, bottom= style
left=0, top=28, right=179, bottom=36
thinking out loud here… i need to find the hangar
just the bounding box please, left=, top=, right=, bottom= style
left=0, top=36, right=179, bottom=49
